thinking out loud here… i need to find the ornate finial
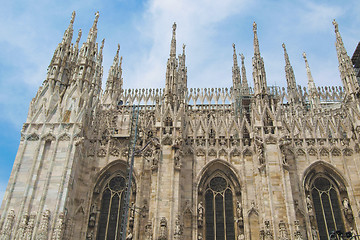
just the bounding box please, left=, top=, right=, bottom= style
left=117, top=44, right=120, bottom=54
left=240, top=53, right=245, bottom=63
left=182, top=44, right=186, bottom=54
left=282, top=43, right=286, bottom=49
left=70, top=11, right=76, bottom=24
left=302, top=52, right=307, bottom=60
left=100, top=39, right=105, bottom=50
left=173, top=22, right=177, bottom=33
left=332, top=19, right=338, bottom=32
left=76, top=29, right=82, bottom=44
left=253, top=21, right=257, bottom=32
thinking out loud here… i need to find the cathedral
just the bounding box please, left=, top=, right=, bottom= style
left=0, top=11, right=360, bottom=240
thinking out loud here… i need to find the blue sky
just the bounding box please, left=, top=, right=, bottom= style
left=0, top=0, right=359, bottom=201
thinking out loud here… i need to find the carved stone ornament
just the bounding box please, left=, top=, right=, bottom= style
left=0, top=210, right=15, bottom=240
left=27, top=133, right=40, bottom=141
left=264, top=220, right=273, bottom=240
left=145, top=220, right=153, bottom=240
left=197, top=201, right=204, bottom=228
left=15, top=212, right=29, bottom=240
left=158, top=217, right=168, bottom=240
left=196, top=148, right=205, bottom=157
left=52, top=212, right=65, bottom=240
left=296, top=149, right=305, bottom=156
left=97, top=148, right=106, bottom=157
left=35, top=209, right=50, bottom=240
left=24, top=212, right=36, bottom=240
left=278, top=220, right=289, bottom=240
left=174, top=215, right=183, bottom=239
left=59, top=134, right=70, bottom=141
left=294, top=220, right=303, bottom=240
left=331, top=148, right=341, bottom=156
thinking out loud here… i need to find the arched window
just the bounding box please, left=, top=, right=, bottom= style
left=309, top=176, right=345, bottom=240
left=97, top=175, right=127, bottom=239
left=204, top=175, right=236, bottom=240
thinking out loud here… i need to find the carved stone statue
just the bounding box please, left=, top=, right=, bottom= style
left=36, top=209, right=50, bottom=240
left=278, top=221, right=289, bottom=240
left=0, top=210, right=15, bottom=240
left=198, top=201, right=204, bottom=227
left=88, top=204, right=97, bottom=227
left=311, top=226, right=318, bottom=240
left=198, top=232, right=203, bottom=240
left=306, top=195, right=314, bottom=216
left=145, top=220, right=153, bottom=240
left=24, top=213, right=36, bottom=240
left=236, top=201, right=243, bottom=219
left=174, top=215, right=182, bottom=239
left=343, top=197, right=349, bottom=210
left=52, top=212, right=65, bottom=240
left=158, top=217, right=168, bottom=240
left=15, top=213, right=28, bottom=240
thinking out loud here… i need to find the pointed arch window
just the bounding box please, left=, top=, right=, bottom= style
left=97, top=175, right=127, bottom=240
left=203, top=175, right=236, bottom=240
left=309, top=176, right=345, bottom=240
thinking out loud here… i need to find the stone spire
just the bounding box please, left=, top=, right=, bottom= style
left=177, top=44, right=187, bottom=103
left=61, top=11, right=75, bottom=45
left=332, top=19, right=360, bottom=97
left=170, top=22, right=177, bottom=58
left=282, top=43, right=300, bottom=104
left=103, top=44, right=123, bottom=105
left=165, top=22, right=179, bottom=105
left=240, top=53, right=250, bottom=95
left=87, top=11, right=99, bottom=44
left=232, top=43, right=241, bottom=93
left=74, top=12, right=101, bottom=92
left=303, top=52, right=319, bottom=108
left=252, top=22, right=267, bottom=97
left=45, top=11, right=76, bottom=92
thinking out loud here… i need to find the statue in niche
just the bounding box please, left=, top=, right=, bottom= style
left=343, top=197, right=349, bottom=210
left=198, top=202, right=204, bottom=227
left=174, top=148, right=183, bottom=168
left=198, top=233, right=203, bottom=240
left=311, top=226, right=318, bottom=240
left=306, top=195, right=314, bottom=217
left=151, top=148, right=161, bottom=169
left=88, top=204, right=97, bottom=227
left=174, top=215, right=183, bottom=237
left=236, top=201, right=243, bottom=219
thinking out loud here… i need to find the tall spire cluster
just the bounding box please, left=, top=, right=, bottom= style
left=165, top=22, right=188, bottom=107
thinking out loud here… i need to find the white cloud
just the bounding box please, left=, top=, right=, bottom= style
left=125, top=0, right=253, bottom=89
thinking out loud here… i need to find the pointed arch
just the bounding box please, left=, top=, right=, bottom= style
left=88, top=160, right=138, bottom=240
left=197, top=160, right=242, bottom=240
left=302, top=161, right=352, bottom=239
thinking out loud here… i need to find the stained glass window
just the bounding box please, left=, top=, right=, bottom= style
left=204, top=176, right=235, bottom=240
left=311, top=177, right=345, bottom=240
left=97, top=175, right=127, bottom=240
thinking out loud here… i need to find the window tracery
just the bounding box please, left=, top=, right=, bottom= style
left=200, top=174, right=238, bottom=240
left=308, top=176, right=345, bottom=240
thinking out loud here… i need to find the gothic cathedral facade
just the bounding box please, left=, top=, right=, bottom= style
left=1, top=12, right=360, bottom=240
